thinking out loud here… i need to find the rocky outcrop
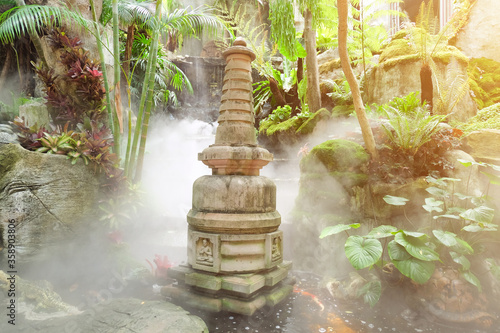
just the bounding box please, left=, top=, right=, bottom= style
left=462, top=129, right=500, bottom=165
left=0, top=298, right=209, bottom=333
left=365, top=58, right=476, bottom=122
left=455, top=0, right=500, bottom=63
left=0, top=143, right=102, bottom=263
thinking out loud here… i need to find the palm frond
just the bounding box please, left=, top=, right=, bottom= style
left=0, top=4, right=94, bottom=44
left=163, top=5, right=222, bottom=38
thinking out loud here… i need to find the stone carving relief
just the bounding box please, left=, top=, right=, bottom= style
left=196, top=238, right=214, bottom=266
left=271, top=236, right=281, bottom=262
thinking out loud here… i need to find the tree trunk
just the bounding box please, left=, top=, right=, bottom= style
left=124, top=25, right=135, bottom=81
left=303, top=8, right=321, bottom=113
left=269, top=77, right=286, bottom=108
left=338, top=0, right=378, bottom=160
left=420, top=63, right=433, bottom=113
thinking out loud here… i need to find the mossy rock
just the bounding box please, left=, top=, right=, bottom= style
left=468, top=57, right=500, bottom=109
left=458, top=103, right=500, bottom=134
left=319, top=58, right=342, bottom=74
left=300, top=139, right=369, bottom=174
left=296, top=108, right=331, bottom=135
left=260, top=116, right=303, bottom=136
left=377, top=29, right=468, bottom=70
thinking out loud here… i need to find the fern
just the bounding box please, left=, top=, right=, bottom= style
left=432, top=59, right=470, bottom=117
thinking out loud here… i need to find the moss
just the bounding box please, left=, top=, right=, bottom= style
left=378, top=38, right=416, bottom=64
left=331, top=104, right=355, bottom=118
left=377, top=30, right=468, bottom=70
left=468, top=58, right=500, bottom=109
left=265, top=116, right=302, bottom=136
left=0, top=144, right=22, bottom=176
left=296, top=108, right=331, bottom=135
left=319, top=58, right=341, bottom=74
left=300, top=139, right=369, bottom=174
left=457, top=103, right=500, bottom=134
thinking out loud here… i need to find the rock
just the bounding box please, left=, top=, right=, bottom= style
left=290, top=139, right=369, bottom=275
left=0, top=298, right=209, bottom=333
left=462, top=129, right=500, bottom=165
left=365, top=41, right=476, bottom=122
left=0, top=124, right=17, bottom=144
left=0, top=144, right=102, bottom=263
left=455, top=0, right=500, bottom=63
left=18, top=100, right=50, bottom=128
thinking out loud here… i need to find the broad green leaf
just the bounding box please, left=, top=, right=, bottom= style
left=432, top=230, right=457, bottom=247
left=401, top=230, right=428, bottom=239
left=454, top=193, right=472, bottom=200
left=425, top=186, right=449, bottom=198
left=460, top=206, right=495, bottom=224
left=426, top=176, right=460, bottom=187
left=457, top=158, right=473, bottom=167
left=394, top=232, right=439, bottom=261
left=319, top=223, right=360, bottom=238
left=462, top=222, right=498, bottom=232
left=345, top=236, right=383, bottom=270
left=423, top=197, right=444, bottom=213
left=451, top=237, right=474, bottom=255
left=366, top=225, right=398, bottom=239
left=480, top=171, right=500, bottom=185
left=433, top=214, right=460, bottom=220
left=485, top=258, right=500, bottom=281
left=392, top=257, right=435, bottom=284
left=357, top=280, right=381, bottom=308
left=383, top=195, right=409, bottom=206
left=450, top=251, right=470, bottom=270
left=461, top=271, right=482, bottom=292
left=388, top=240, right=411, bottom=261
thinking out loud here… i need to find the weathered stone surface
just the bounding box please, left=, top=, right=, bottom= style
left=18, top=100, right=50, bottom=127
left=455, top=0, right=500, bottom=63
left=192, top=175, right=276, bottom=213
left=365, top=59, right=476, bottom=122
left=0, top=124, right=17, bottom=144
left=463, top=129, right=500, bottom=165
left=0, top=298, right=209, bottom=333
left=0, top=144, right=102, bottom=263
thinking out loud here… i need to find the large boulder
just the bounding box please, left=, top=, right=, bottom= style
left=462, top=129, right=500, bottom=165
left=0, top=143, right=102, bottom=263
left=290, top=139, right=369, bottom=275
left=0, top=297, right=209, bottom=333
left=454, top=0, right=500, bottom=63
left=365, top=35, right=476, bottom=122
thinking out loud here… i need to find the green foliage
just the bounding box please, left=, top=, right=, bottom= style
left=0, top=3, right=93, bottom=44
left=456, top=103, right=500, bottom=134
left=99, top=181, right=144, bottom=230
left=381, top=105, right=447, bottom=156
left=467, top=57, right=500, bottom=110
left=321, top=170, right=500, bottom=304
left=269, top=0, right=298, bottom=61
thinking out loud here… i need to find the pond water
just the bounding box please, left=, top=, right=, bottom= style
left=184, top=271, right=497, bottom=333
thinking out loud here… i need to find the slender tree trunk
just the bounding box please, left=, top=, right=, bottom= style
left=297, top=56, right=304, bottom=84
left=124, top=25, right=135, bottom=80
left=0, top=49, right=12, bottom=91
left=338, top=0, right=378, bottom=160
left=112, top=0, right=123, bottom=148
left=303, top=8, right=321, bottom=113
left=420, top=63, right=433, bottom=113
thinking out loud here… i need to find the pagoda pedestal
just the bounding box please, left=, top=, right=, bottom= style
left=164, top=38, right=294, bottom=315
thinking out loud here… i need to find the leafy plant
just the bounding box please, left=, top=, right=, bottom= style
left=381, top=105, right=447, bottom=156
left=321, top=172, right=500, bottom=306
left=99, top=181, right=144, bottom=230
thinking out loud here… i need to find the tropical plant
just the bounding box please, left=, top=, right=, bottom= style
left=320, top=173, right=500, bottom=306
left=381, top=105, right=447, bottom=156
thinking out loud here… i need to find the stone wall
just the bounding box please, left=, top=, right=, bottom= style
left=455, top=0, right=500, bottom=63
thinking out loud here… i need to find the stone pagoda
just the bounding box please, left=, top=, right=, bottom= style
left=164, top=38, right=294, bottom=315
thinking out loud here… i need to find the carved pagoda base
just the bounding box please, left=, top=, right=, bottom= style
left=163, top=262, right=294, bottom=315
